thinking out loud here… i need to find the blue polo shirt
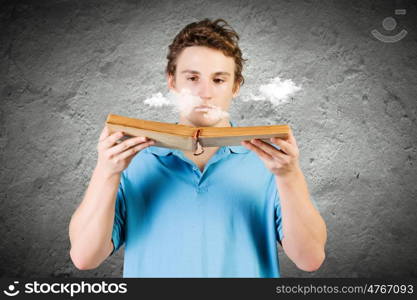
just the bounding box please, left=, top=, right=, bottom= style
left=110, top=121, right=284, bottom=277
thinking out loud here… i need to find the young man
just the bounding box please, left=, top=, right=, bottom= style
left=69, top=19, right=327, bottom=277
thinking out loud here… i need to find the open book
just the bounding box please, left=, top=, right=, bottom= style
left=105, top=114, right=290, bottom=156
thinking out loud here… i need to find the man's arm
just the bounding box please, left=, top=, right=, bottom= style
left=69, top=127, right=154, bottom=270
left=276, top=168, right=326, bottom=272
left=69, top=166, right=119, bottom=270
left=241, top=127, right=327, bottom=272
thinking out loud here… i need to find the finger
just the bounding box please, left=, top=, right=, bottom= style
left=241, top=140, right=273, bottom=161
left=99, top=126, right=110, bottom=142
left=107, top=136, right=149, bottom=158
left=286, top=127, right=298, bottom=147
left=115, top=140, right=155, bottom=161
left=270, top=137, right=294, bottom=155
left=101, top=131, right=125, bottom=150
left=250, top=139, right=288, bottom=159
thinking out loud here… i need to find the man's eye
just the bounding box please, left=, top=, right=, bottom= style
left=214, top=78, right=224, bottom=84
left=187, top=77, right=198, bottom=81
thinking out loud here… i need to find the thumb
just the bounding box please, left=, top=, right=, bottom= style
left=287, top=127, right=298, bottom=147
left=99, top=126, right=110, bottom=142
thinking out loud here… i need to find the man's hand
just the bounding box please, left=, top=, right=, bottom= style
left=241, top=127, right=301, bottom=178
left=96, top=126, right=155, bottom=178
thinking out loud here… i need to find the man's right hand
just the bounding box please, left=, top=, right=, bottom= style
left=95, top=126, right=154, bottom=177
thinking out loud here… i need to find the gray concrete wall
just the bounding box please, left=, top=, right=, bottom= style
left=1, top=0, right=416, bottom=277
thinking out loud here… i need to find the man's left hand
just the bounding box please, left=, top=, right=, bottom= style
left=241, top=127, right=301, bottom=178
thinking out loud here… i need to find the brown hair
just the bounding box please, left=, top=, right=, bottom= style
left=166, top=18, right=246, bottom=91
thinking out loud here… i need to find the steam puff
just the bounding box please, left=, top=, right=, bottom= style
left=168, top=89, right=202, bottom=116
left=143, top=88, right=229, bottom=120
left=143, top=89, right=200, bottom=111
left=250, top=76, right=301, bottom=105
left=143, top=92, right=171, bottom=107
left=143, top=76, right=300, bottom=118
left=203, top=106, right=230, bottom=121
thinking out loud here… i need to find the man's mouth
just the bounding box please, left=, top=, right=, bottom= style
left=194, top=105, right=216, bottom=112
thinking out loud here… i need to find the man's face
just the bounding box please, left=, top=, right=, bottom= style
left=168, top=46, right=239, bottom=127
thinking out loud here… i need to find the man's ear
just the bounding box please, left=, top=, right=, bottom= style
left=232, top=83, right=240, bottom=98
left=167, top=74, right=176, bottom=91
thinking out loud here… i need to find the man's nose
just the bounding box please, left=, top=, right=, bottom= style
left=197, top=79, right=213, bottom=100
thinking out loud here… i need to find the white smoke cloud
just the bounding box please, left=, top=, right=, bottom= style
left=249, top=76, right=302, bottom=105
left=194, top=105, right=230, bottom=122
left=143, top=88, right=229, bottom=121
left=143, top=76, right=302, bottom=118
left=143, top=92, right=171, bottom=107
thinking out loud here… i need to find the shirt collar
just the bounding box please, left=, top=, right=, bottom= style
left=146, top=120, right=250, bottom=156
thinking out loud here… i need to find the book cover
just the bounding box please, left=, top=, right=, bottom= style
left=105, top=114, right=289, bottom=155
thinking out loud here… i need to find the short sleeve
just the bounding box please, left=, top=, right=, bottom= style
left=109, top=172, right=127, bottom=256
left=268, top=176, right=284, bottom=245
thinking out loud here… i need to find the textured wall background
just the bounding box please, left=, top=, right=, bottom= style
left=1, top=0, right=416, bottom=278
